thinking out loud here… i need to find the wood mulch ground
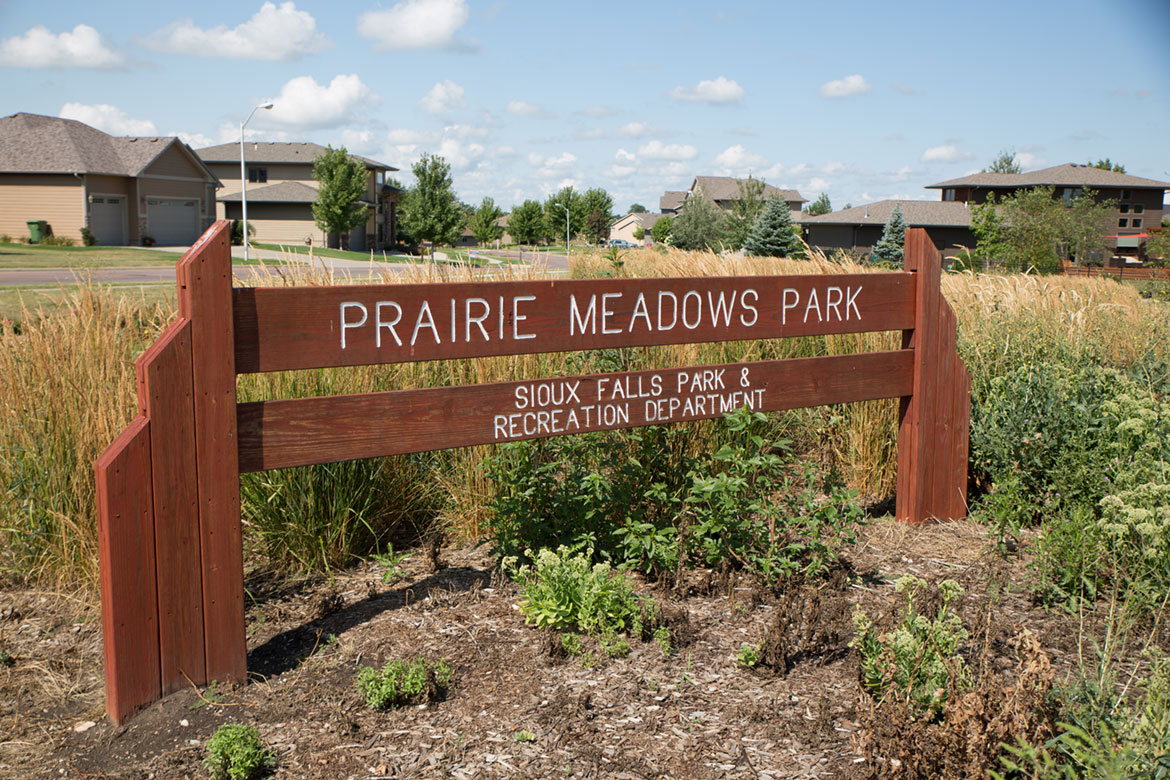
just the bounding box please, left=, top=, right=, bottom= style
left=0, top=518, right=1116, bottom=779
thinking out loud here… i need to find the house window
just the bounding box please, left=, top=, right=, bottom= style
left=1121, top=189, right=1131, bottom=200
left=248, top=167, right=267, bottom=183
left=1119, top=218, right=1129, bottom=228
left=943, top=188, right=955, bottom=201
left=1133, top=218, right=1142, bottom=229
left=1134, top=204, right=1144, bottom=214
left=1120, top=204, right=1130, bottom=213
left=1060, top=187, right=1082, bottom=203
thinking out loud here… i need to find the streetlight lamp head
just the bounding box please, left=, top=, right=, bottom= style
left=259, top=102, right=274, bottom=110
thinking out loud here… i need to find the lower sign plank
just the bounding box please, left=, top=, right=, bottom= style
left=237, top=350, right=914, bottom=472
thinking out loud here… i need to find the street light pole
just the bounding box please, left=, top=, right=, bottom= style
left=239, top=101, right=274, bottom=262
left=559, top=203, right=570, bottom=256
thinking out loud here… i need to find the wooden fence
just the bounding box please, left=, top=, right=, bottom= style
left=1062, top=264, right=1170, bottom=280
left=95, top=222, right=970, bottom=723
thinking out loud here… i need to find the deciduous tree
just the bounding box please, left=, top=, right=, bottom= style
left=469, top=197, right=504, bottom=244
left=581, top=188, right=614, bottom=244
left=508, top=199, right=545, bottom=245
left=984, top=149, right=1022, bottom=174
left=727, top=177, right=766, bottom=249
left=650, top=215, right=672, bottom=244
left=805, top=192, right=832, bottom=216
left=398, top=154, right=464, bottom=248
left=670, top=192, right=729, bottom=251
left=1089, top=158, right=1126, bottom=173
left=543, top=187, right=585, bottom=244
left=311, top=146, right=369, bottom=249
left=628, top=203, right=647, bottom=213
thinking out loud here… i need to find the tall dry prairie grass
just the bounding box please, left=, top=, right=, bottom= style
left=3, top=247, right=1167, bottom=590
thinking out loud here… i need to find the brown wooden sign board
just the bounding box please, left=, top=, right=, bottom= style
left=95, top=222, right=969, bottom=724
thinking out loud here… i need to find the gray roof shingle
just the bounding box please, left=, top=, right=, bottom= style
left=197, top=141, right=396, bottom=171
left=0, top=112, right=212, bottom=179
left=691, top=176, right=805, bottom=205
left=927, top=163, right=1170, bottom=190
left=659, top=191, right=686, bottom=211
left=803, top=200, right=973, bottom=228
left=217, top=181, right=321, bottom=203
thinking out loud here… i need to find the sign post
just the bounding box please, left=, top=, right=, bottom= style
left=96, top=221, right=969, bottom=723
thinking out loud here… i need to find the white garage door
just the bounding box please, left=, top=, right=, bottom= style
left=89, top=196, right=125, bottom=245
left=146, top=199, right=199, bottom=245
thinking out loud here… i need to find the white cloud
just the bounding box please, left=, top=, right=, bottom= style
left=615, top=122, right=657, bottom=139
left=615, top=148, right=636, bottom=164
left=820, top=74, right=871, bottom=98
left=890, top=82, right=916, bottom=95
left=144, top=2, right=328, bottom=61
left=527, top=151, right=576, bottom=169
left=386, top=128, right=437, bottom=145
left=807, top=177, right=829, bottom=190
left=341, top=128, right=378, bottom=151
left=0, top=24, right=125, bottom=69
left=920, top=144, right=971, bottom=163
left=438, top=137, right=484, bottom=170
left=266, top=73, right=374, bottom=129
left=669, top=76, right=744, bottom=104
left=1015, top=152, right=1047, bottom=169
left=174, top=131, right=215, bottom=148
left=583, top=105, right=615, bottom=118
left=506, top=99, right=549, bottom=117
left=712, top=144, right=769, bottom=173
left=359, top=0, right=470, bottom=51
left=59, top=103, right=157, bottom=135
left=637, top=140, right=698, bottom=161
left=606, top=165, right=636, bottom=180
left=443, top=123, right=488, bottom=140
left=822, top=160, right=846, bottom=175
left=419, top=79, right=465, bottom=115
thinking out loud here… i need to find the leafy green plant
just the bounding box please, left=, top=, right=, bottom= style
left=512, top=729, right=536, bottom=743
left=508, top=546, right=648, bottom=635
left=371, top=544, right=411, bottom=584
left=485, top=408, right=864, bottom=588
left=852, top=576, right=968, bottom=719
left=357, top=657, right=451, bottom=710
left=79, top=227, right=96, bottom=246
left=653, top=625, right=672, bottom=658
left=736, top=643, right=760, bottom=668
left=203, top=724, right=274, bottom=780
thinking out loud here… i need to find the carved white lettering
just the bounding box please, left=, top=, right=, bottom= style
left=340, top=301, right=368, bottom=349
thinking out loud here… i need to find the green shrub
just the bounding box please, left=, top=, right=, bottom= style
left=486, top=408, right=863, bottom=586
left=357, top=657, right=451, bottom=710
left=203, top=724, right=274, bottom=780
left=852, top=576, right=968, bottom=719
left=79, top=227, right=96, bottom=246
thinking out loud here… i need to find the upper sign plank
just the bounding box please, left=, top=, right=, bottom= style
left=233, top=273, right=915, bottom=374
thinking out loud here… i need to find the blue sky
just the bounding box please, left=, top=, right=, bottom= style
left=2, top=0, right=1168, bottom=212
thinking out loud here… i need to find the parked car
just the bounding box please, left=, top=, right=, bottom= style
left=608, top=239, right=635, bottom=249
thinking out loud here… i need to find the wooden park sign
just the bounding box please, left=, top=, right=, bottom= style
left=96, top=221, right=969, bottom=723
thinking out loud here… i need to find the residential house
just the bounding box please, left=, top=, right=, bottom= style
left=610, top=211, right=665, bottom=245
left=659, top=191, right=686, bottom=215
left=688, top=176, right=806, bottom=215
left=926, top=163, right=1170, bottom=259
left=196, top=142, right=398, bottom=251
left=0, top=113, right=220, bottom=245
left=803, top=201, right=976, bottom=259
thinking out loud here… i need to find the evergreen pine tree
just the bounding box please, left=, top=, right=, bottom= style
left=871, top=204, right=908, bottom=265
left=743, top=195, right=802, bottom=257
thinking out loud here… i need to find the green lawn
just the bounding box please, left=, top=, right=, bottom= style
left=251, top=242, right=413, bottom=263
left=251, top=242, right=526, bottom=267
left=0, top=242, right=187, bottom=269
left=0, top=283, right=175, bottom=323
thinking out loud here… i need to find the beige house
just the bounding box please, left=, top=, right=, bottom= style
left=609, top=212, right=665, bottom=245
left=196, top=142, right=398, bottom=250
left=0, top=113, right=220, bottom=245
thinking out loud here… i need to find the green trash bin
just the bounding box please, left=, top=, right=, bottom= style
left=26, top=220, right=48, bottom=243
